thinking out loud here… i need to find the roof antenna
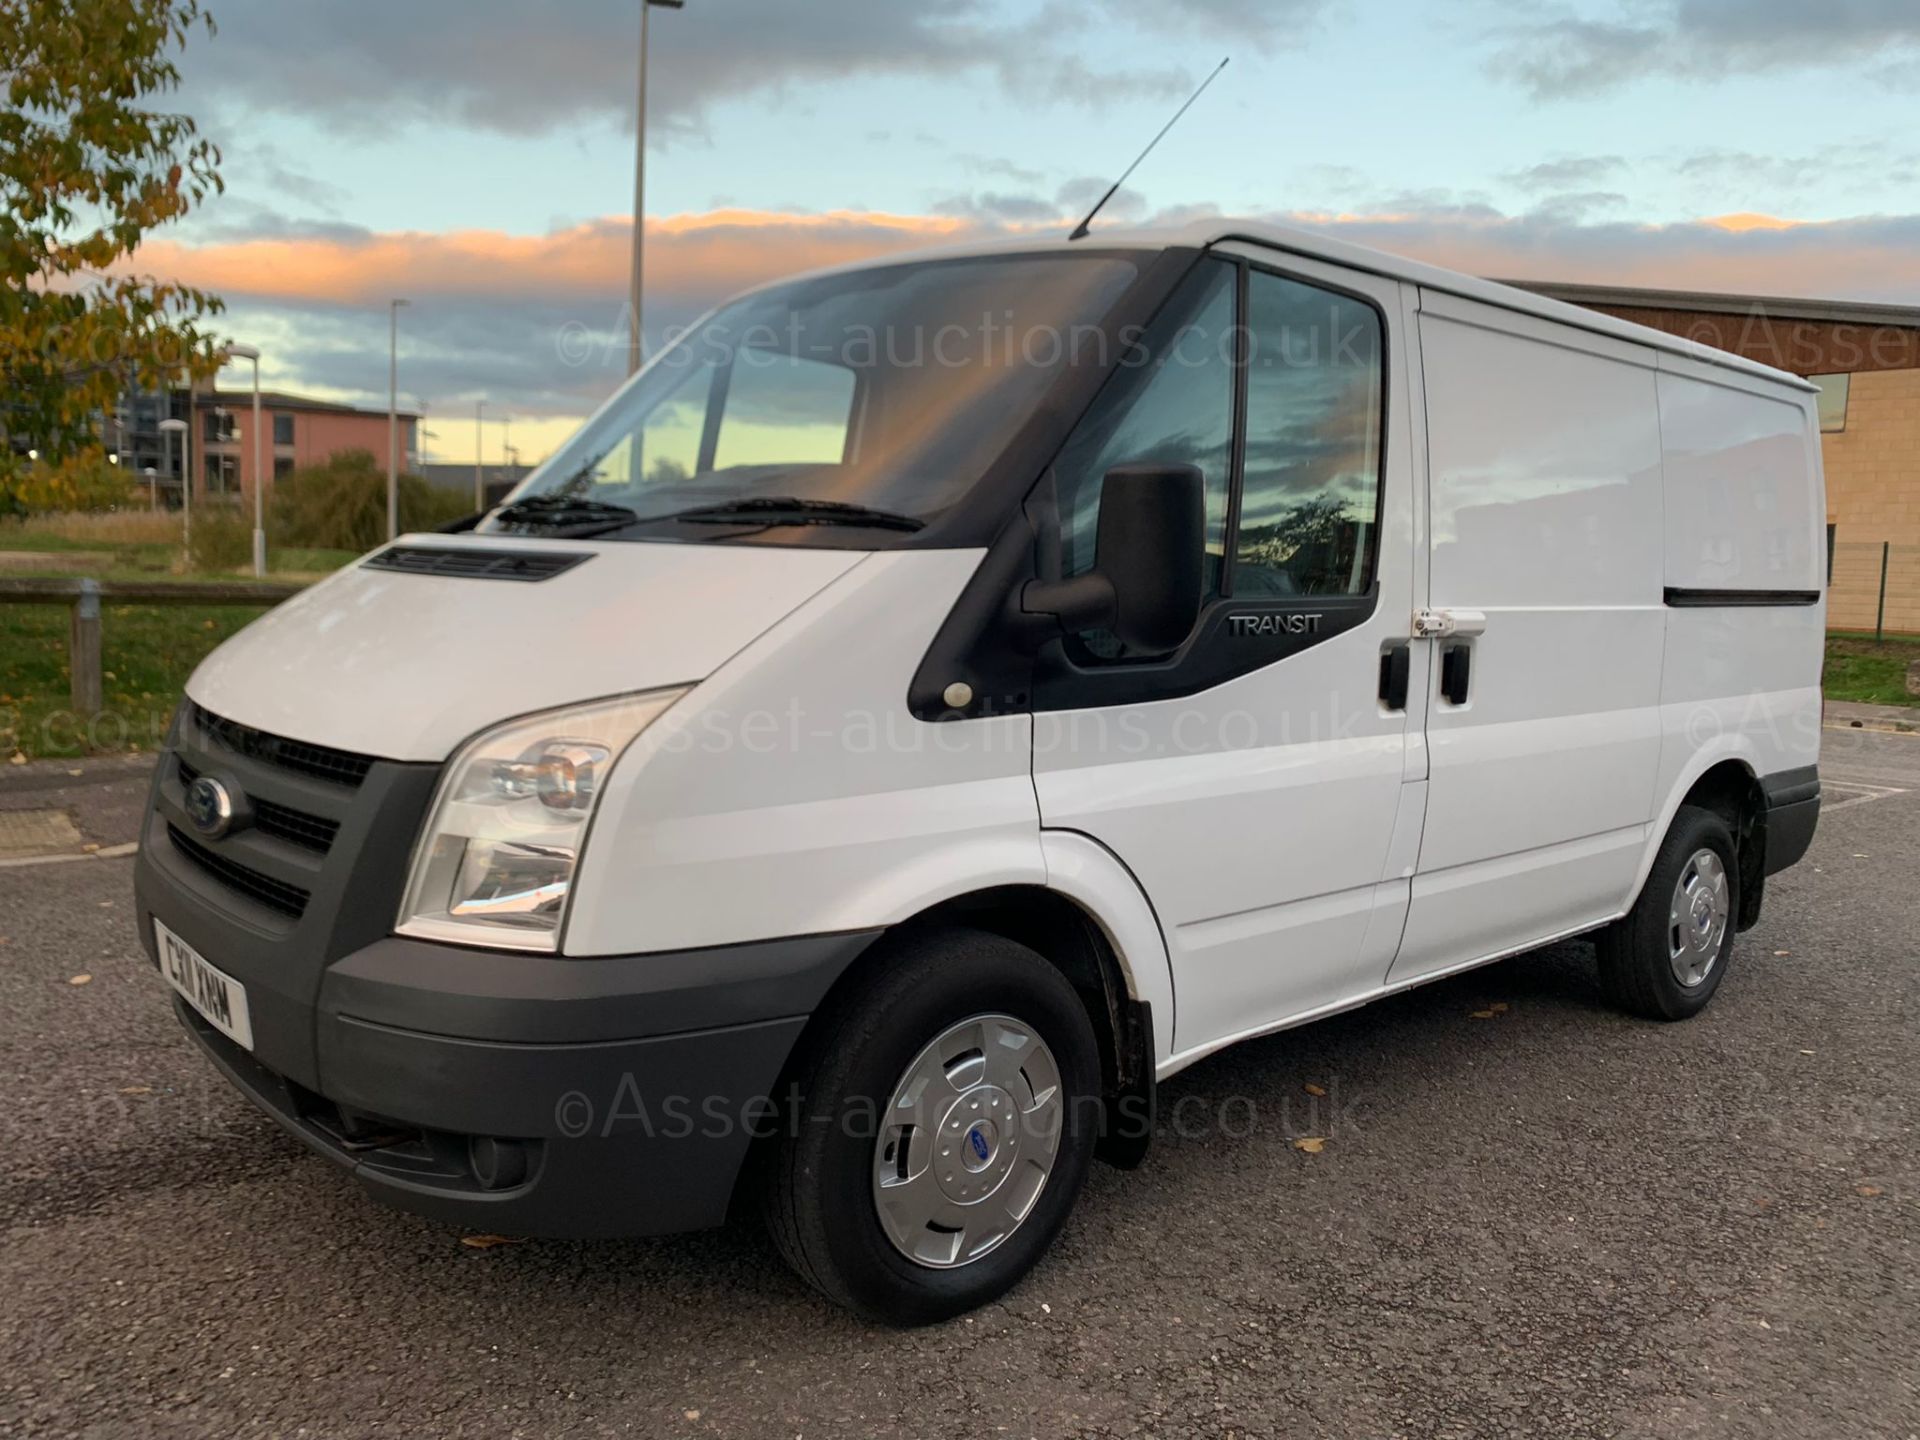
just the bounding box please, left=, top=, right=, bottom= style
left=1069, top=56, right=1230, bottom=241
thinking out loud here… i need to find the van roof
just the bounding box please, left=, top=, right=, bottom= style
left=779, top=217, right=1819, bottom=394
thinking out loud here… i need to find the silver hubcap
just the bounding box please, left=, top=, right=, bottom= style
left=1668, top=847, right=1730, bottom=988
left=871, top=1014, right=1064, bottom=1269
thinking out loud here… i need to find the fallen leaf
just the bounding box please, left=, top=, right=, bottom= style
left=118, top=1086, right=152, bottom=1095
left=683, top=1410, right=700, bottom=1422
left=66, top=768, right=82, bottom=777
left=1490, top=1002, right=1509, bottom=1013
left=81, top=842, right=100, bottom=853
left=1041, top=1302, right=1051, bottom=1314
left=1293, top=1137, right=1327, bottom=1154
left=68, top=974, right=92, bottom=986
left=1471, top=1009, right=1496, bottom=1019
left=1774, top=950, right=1792, bottom=957
left=1799, top=1049, right=1816, bottom=1056
left=1857, top=1185, right=1883, bottom=1197
left=8, top=752, right=24, bottom=766
left=1303, top=1083, right=1327, bottom=1097
left=459, top=1234, right=524, bottom=1250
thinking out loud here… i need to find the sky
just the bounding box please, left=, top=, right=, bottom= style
left=139, top=0, right=1920, bottom=466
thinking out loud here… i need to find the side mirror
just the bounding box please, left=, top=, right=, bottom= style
left=1023, top=462, right=1205, bottom=655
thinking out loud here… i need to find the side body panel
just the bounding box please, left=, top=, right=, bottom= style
left=1393, top=291, right=1667, bottom=981
left=1642, top=351, right=1826, bottom=893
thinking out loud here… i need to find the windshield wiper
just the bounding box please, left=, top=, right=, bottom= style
left=663, top=496, right=925, bottom=533
left=492, top=492, right=641, bottom=537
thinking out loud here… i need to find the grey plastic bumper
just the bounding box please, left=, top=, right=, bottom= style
left=140, top=845, right=879, bottom=1238
left=1762, top=765, right=1820, bottom=876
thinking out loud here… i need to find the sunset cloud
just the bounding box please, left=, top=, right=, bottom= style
left=126, top=203, right=1920, bottom=439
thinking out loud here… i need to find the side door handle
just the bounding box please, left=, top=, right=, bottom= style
left=1379, top=643, right=1411, bottom=711
left=1440, top=644, right=1472, bottom=705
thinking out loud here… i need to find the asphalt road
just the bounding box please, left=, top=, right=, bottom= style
left=3, top=730, right=1917, bottom=1439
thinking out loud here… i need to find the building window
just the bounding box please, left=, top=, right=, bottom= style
left=273, top=414, right=295, bottom=446
left=202, top=409, right=237, bottom=444
left=274, top=456, right=295, bottom=480
left=1810, top=373, right=1849, bottom=433
left=203, top=453, right=240, bottom=495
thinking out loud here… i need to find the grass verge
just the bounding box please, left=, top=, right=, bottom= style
left=2, top=603, right=266, bottom=761
left=1824, top=632, right=1920, bottom=708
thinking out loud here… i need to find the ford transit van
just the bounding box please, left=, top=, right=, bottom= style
left=137, top=220, right=1825, bottom=1323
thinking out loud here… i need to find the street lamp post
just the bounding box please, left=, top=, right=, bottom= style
left=159, top=416, right=187, bottom=551
left=388, top=298, right=409, bottom=540
left=225, top=343, right=264, bottom=575
left=630, top=0, right=684, bottom=376
left=474, top=399, right=485, bottom=511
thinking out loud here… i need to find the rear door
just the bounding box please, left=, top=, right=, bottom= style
left=1391, top=291, right=1667, bottom=982
left=1032, top=245, right=1430, bottom=1058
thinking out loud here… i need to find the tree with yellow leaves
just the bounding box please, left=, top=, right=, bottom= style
left=1, top=0, right=227, bottom=503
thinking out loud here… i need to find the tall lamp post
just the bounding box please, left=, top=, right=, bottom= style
left=387, top=298, right=409, bottom=540
left=158, top=417, right=187, bottom=552
left=224, top=343, right=264, bottom=575
left=474, top=399, right=486, bottom=511
left=629, top=0, right=684, bottom=376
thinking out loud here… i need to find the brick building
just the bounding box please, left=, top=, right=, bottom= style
left=1514, top=282, right=1920, bottom=633
left=113, top=385, right=419, bottom=507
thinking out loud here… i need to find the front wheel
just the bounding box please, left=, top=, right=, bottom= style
left=1597, top=804, right=1739, bottom=1021
left=764, top=927, right=1101, bottom=1324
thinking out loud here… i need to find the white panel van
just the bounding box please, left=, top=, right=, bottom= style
left=137, top=220, right=1825, bottom=1323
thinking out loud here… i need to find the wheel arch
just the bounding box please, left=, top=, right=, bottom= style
left=1638, top=754, right=1769, bottom=930
left=733, top=869, right=1168, bottom=1220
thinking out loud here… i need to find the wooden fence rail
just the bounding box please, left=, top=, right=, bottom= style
left=0, top=577, right=303, bottom=716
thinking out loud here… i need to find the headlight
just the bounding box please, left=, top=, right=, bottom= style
left=397, top=688, right=689, bottom=952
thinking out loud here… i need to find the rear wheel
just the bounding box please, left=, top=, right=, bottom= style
left=764, top=927, right=1100, bottom=1324
left=1597, top=804, right=1738, bottom=1021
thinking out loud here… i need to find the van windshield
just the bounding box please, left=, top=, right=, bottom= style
left=486, top=254, right=1140, bottom=540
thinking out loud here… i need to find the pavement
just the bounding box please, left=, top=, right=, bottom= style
left=1826, top=700, right=1920, bottom=735
left=2, top=732, right=1917, bottom=1439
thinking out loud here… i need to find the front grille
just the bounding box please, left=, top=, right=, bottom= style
left=189, top=704, right=373, bottom=789
left=177, top=758, right=340, bottom=854
left=167, top=824, right=312, bottom=919
left=363, top=544, right=590, bottom=582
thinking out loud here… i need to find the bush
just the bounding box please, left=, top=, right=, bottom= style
left=186, top=505, right=252, bottom=572
left=0, top=449, right=139, bottom=518
left=271, top=450, right=473, bottom=553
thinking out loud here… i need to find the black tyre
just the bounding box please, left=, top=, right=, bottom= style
left=764, top=926, right=1101, bottom=1325
left=1597, top=804, right=1739, bottom=1021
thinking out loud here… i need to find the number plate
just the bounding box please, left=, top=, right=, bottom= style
left=155, top=918, right=254, bottom=1051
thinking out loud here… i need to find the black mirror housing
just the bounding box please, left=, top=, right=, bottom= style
left=1094, top=463, right=1205, bottom=653
left=1020, top=462, right=1205, bottom=656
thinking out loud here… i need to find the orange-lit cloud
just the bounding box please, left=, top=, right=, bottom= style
left=120, top=204, right=1920, bottom=451
left=1702, top=213, right=1800, bottom=233
left=133, top=210, right=981, bottom=313
left=135, top=206, right=1920, bottom=318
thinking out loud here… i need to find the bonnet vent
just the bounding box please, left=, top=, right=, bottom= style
left=363, top=545, right=591, bottom=582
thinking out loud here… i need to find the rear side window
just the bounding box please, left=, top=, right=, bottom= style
left=1234, top=271, right=1385, bottom=598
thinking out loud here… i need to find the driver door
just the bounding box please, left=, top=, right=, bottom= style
left=1031, top=245, right=1430, bottom=1059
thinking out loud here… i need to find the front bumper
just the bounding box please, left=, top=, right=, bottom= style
left=138, top=811, right=878, bottom=1239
